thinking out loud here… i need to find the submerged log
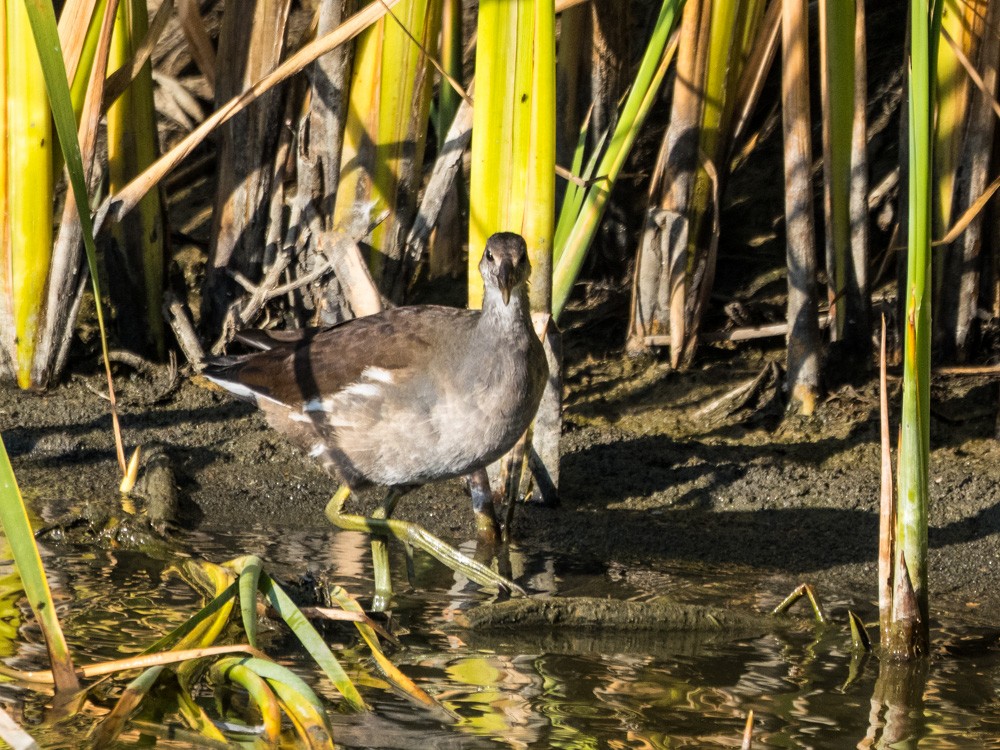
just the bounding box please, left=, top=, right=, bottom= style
left=458, top=596, right=779, bottom=635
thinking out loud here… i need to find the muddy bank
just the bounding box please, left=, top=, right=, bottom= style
left=5, top=341, right=1000, bottom=624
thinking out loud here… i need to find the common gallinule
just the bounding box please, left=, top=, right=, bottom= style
left=203, top=232, right=548, bottom=600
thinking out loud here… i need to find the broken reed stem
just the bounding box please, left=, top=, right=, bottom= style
left=886, top=552, right=925, bottom=659
left=0, top=644, right=266, bottom=685
left=645, top=312, right=830, bottom=346
left=742, top=709, right=754, bottom=749
left=771, top=583, right=826, bottom=624
left=164, top=291, right=205, bottom=367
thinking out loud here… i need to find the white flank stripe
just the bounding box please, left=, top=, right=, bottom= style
left=342, top=382, right=381, bottom=398
left=362, top=366, right=395, bottom=384
left=203, top=374, right=284, bottom=407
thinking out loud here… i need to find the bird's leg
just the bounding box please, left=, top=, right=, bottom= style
left=323, top=486, right=399, bottom=607
left=370, top=489, right=402, bottom=608
left=324, top=485, right=524, bottom=596
left=467, top=468, right=501, bottom=545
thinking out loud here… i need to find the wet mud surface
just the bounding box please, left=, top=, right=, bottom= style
left=5, top=339, right=1000, bottom=626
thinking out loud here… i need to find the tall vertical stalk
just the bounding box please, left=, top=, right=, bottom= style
left=932, top=0, right=981, bottom=240
left=555, top=2, right=586, bottom=191
left=935, top=0, right=990, bottom=358
left=469, top=0, right=555, bottom=311
left=106, top=0, right=166, bottom=357
left=848, top=0, right=870, bottom=353
left=2, top=0, right=54, bottom=389
left=781, top=0, right=822, bottom=414
left=629, top=0, right=768, bottom=364
left=888, top=0, right=941, bottom=660
left=334, top=0, right=443, bottom=300
left=681, top=0, right=766, bottom=364
left=438, top=0, right=462, bottom=152
left=627, top=0, right=704, bottom=354
left=819, top=0, right=858, bottom=344
left=432, top=0, right=465, bottom=283
left=587, top=1, right=631, bottom=158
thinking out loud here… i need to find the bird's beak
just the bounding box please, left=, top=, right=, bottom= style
left=497, top=259, right=514, bottom=305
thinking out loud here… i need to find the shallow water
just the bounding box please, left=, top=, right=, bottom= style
left=4, top=525, right=1000, bottom=749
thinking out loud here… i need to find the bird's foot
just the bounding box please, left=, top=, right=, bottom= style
left=325, top=487, right=524, bottom=597
left=393, top=519, right=524, bottom=595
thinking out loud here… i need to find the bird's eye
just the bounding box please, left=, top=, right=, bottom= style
left=486, top=250, right=494, bottom=262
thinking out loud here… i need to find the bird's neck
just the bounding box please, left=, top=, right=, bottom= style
left=480, top=285, right=533, bottom=336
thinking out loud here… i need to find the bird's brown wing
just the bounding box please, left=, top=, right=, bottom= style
left=204, top=305, right=479, bottom=408
left=233, top=327, right=317, bottom=350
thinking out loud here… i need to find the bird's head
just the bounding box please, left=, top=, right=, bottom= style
left=479, top=232, right=531, bottom=306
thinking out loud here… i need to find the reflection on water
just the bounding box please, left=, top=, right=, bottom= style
left=2, top=524, right=1000, bottom=748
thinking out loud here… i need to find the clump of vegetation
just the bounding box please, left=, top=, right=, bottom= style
left=0, top=430, right=436, bottom=746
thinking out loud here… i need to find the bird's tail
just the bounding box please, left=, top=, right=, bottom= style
left=195, top=356, right=264, bottom=403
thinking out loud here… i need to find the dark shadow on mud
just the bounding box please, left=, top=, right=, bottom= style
left=2, top=399, right=256, bottom=465
left=526, top=433, right=1000, bottom=575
